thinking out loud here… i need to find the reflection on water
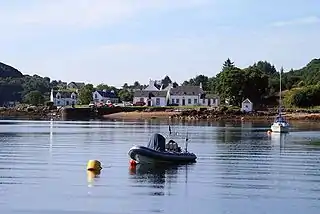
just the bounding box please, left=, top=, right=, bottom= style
left=128, top=164, right=187, bottom=197
left=0, top=120, right=320, bottom=214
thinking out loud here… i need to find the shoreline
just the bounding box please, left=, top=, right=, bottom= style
left=1, top=105, right=320, bottom=122
left=102, top=111, right=320, bottom=121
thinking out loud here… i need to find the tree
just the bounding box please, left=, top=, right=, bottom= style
left=78, top=84, right=94, bottom=105
left=161, top=75, right=172, bottom=89
left=222, top=58, right=235, bottom=71
left=118, top=89, right=133, bottom=102
left=24, top=90, right=44, bottom=106
left=242, top=66, right=269, bottom=103
left=182, top=75, right=209, bottom=91
left=215, top=67, right=245, bottom=105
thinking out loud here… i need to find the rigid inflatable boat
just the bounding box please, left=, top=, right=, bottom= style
left=128, top=133, right=197, bottom=165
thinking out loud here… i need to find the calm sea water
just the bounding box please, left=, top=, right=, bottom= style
left=0, top=119, right=320, bottom=214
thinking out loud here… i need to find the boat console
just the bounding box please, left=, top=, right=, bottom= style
left=165, top=140, right=182, bottom=153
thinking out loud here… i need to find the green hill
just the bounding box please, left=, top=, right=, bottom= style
left=0, top=62, right=23, bottom=78
left=282, top=58, right=320, bottom=89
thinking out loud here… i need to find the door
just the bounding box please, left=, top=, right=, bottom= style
left=208, top=99, right=211, bottom=106
left=147, top=100, right=152, bottom=106
left=182, top=99, right=185, bottom=106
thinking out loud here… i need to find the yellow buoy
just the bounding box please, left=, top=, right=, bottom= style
left=87, top=160, right=102, bottom=172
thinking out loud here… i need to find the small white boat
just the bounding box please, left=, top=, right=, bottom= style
left=270, top=67, right=290, bottom=133
left=271, top=115, right=290, bottom=133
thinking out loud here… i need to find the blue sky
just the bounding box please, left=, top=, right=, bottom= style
left=0, top=0, right=319, bottom=87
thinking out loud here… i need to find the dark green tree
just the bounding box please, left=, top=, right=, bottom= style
left=118, top=89, right=133, bottom=102
left=24, top=90, right=45, bottom=106
left=222, top=58, right=235, bottom=70
left=78, top=84, right=94, bottom=105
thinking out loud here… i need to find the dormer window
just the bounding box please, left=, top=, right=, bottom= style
left=95, top=94, right=98, bottom=98
left=57, top=95, right=60, bottom=99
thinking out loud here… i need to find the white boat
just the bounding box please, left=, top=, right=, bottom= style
left=271, top=115, right=290, bottom=133
left=271, top=68, right=290, bottom=133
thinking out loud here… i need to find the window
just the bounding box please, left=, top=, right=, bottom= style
left=203, top=99, right=205, bottom=104
left=140, top=98, right=144, bottom=102
left=176, top=99, right=179, bottom=104
left=57, top=95, right=60, bottom=99
left=188, top=99, right=191, bottom=104
left=57, top=101, right=60, bottom=105
left=194, top=99, right=197, bottom=104
left=156, top=98, right=160, bottom=106
left=66, top=101, right=69, bottom=105
left=172, top=99, right=174, bottom=104
left=95, top=94, right=98, bottom=98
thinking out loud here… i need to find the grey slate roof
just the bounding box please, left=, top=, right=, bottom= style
left=53, top=91, right=77, bottom=98
left=170, top=86, right=204, bottom=96
left=134, top=90, right=167, bottom=97
left=96, top=90, right=118, bottom=98
left=68, top=82, right=85, bottom=88
left=205, top=94, right=219, bottom=99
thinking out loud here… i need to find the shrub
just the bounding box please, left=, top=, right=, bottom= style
left=283, top=85, right=320, bottom=107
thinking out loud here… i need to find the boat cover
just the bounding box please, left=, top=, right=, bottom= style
left=146, top=133, right=166, bottom=152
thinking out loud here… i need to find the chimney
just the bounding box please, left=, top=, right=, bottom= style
left=103, top=89, right=107, bottom=92
left=199, top=82, right=202, bottom=89
left=149, top=79, right=155, bottom=86
left=160, top=84, right=164, bottom=90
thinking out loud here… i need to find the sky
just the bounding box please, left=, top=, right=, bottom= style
left=0, top=0, right=319, bottom=87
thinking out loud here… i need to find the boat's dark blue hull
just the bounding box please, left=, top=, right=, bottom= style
left=128, top=145, right=197, bottom=164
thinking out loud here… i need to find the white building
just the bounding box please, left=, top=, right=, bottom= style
left=133, top=90, right=169, bottom=107
left=50, top=89, right=78, bottom=106
left=241, top=98, right=253, bottom=112
left=132, top=79, right=220, bottom=107
left=92, top=90, right=119, bottom=104
left=168, top=85, right=219, bottom=107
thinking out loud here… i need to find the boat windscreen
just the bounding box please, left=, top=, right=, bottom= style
left=147, top=133, right=166, bottom=151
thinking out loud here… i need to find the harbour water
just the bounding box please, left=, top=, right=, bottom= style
left=0, top=119, right=320, bottom=214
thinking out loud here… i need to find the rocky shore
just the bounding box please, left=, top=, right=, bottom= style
left=0, top=105, right=60, bottom=120
left=169, top=108, right=320, bottom=121
left=104, top=106, right=320, bottom=121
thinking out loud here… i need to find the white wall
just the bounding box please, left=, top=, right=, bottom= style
left=133, top=97, right=166, bottom=106
left=200, top=98, right=220, bottom=107
left=170, top=95, right=200, bottom=106
left=52, top=98, right=77, bottom=106
left=133, top=96, right=147, bottom=104
left=149, top=97, right=166, bottom=107
left=241, top=102, right=253, bottom=112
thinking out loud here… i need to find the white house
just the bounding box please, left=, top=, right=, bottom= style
left=241, top=98, right=253, bottom=112
left=92, top=90, right=119, bottom=104
left=50, top=89, right=78, bottom=106
left=168, top=85, right=220, bottom=107
left=133, top=90, right=168, bottom=107
left=132, top=79, right=220, bottom=107
left=201, top=94, right=220, bottom=107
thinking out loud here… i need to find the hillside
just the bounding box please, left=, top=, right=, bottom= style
left=0, top=62, right=23, bottom=78
left=282, top=58, right=320, bottom=89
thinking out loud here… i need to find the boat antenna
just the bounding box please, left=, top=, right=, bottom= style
left=185, top=131, right=189, bottom=152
